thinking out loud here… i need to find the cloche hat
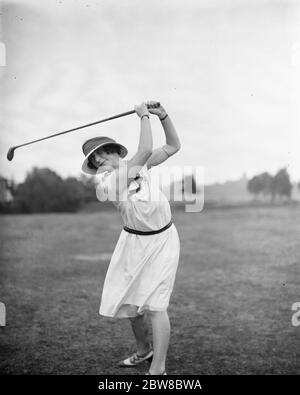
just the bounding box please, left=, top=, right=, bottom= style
left=81, top=136, right=128, bottom=175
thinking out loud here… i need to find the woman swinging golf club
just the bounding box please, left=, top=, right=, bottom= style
left=81, top=101, right=181, bottom=375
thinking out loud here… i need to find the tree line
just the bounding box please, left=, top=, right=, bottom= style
left=0, top=166, right=298, bottom=214
left=247, top=168, right=293, bottom=200
left=1, top=167, right=98, bottom=213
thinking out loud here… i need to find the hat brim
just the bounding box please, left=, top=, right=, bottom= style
left=81, top=142, right=128, bottom=175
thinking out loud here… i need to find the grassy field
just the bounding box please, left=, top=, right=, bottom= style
left=0, top=205, right=300, bottom=375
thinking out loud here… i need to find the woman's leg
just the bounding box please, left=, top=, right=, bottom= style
left=148, top=310, right=170, bottom=374
left=129, top=313, right=152, bottom=355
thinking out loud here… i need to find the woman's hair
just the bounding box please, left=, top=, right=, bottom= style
left=87, top=160, right=97, bottom=170
left=101, top=144, right=121, bottom=156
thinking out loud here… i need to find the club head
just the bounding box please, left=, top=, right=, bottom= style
left=7, top=147, right=16, bottom=161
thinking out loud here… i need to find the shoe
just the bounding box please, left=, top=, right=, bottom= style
left=117, top=349, right=153, bottom=367
left=145, top=371, right=167, bottom=375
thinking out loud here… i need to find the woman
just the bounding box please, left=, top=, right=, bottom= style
left=81, top=101, right=181, bottom=375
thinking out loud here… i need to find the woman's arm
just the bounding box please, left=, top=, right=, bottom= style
left=146, top=101, right=181, bottom=169
left=110, top=102, right=153, bottom=199
left=126, top=102, right=153, bottom=178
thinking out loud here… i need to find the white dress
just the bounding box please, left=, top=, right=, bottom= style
left=98, top=162, right=180, bottom=318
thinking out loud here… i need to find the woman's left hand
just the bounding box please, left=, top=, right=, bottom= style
left=146, top=101, right=167, bottom=119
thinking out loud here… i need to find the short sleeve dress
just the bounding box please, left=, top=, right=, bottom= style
left=98, top=162, right=180, bottom=318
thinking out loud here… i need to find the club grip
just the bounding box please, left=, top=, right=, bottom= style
left=146, top=102, right=160, bottom=109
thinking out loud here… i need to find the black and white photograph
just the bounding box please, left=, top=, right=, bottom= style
left=0, top=0, right=299, bottom=382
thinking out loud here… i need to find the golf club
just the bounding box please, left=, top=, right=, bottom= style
left=6, top=102, right=160, bottom=161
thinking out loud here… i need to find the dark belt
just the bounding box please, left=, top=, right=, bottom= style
left=123, top=220, right=173, bottom=235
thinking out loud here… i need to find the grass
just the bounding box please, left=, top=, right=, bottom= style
left=0, top=205, right=300, bottom=374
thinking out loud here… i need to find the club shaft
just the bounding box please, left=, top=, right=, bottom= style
left=15, top=109, right=136, bottom=150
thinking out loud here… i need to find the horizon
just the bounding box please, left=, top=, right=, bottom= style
left=1, top=164, right=299, bottom=189
left=1, top=0, right=299, bottom=184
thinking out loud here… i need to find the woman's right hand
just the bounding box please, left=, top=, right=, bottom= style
left=134, top=102, right=149, bottom=118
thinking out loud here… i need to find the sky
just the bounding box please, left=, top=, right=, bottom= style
left=0, top=0, right=299, bottom=185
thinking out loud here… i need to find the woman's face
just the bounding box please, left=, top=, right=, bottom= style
left=89, top=148, right=120, bottom=173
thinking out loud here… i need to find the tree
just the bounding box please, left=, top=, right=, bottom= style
left=60, top=177, right=86, bottom=211
left=260, top=172, right=275, bottom=199
left=248, top=168, right=292, bottom=201
left=79, top=174, right=98, bottom=203
left=273, top=168, right=292, bottom=200
left=15, top=168, right=84, bottom=213
left=247, top=172, right=274, bottom=199
left=247, top=175, right=263, bottom=197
